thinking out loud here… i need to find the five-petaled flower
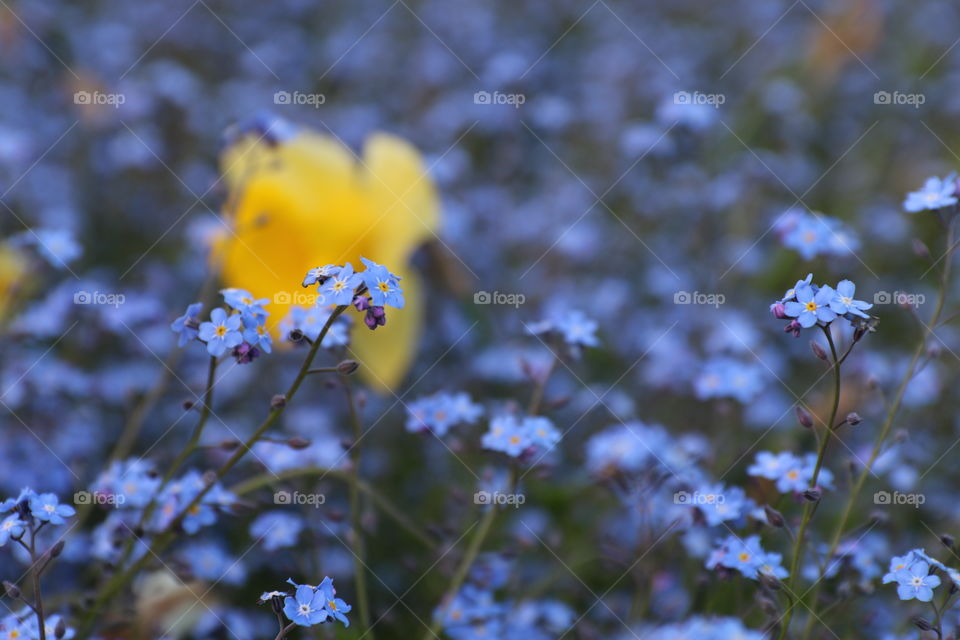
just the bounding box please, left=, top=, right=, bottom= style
left=198, top=308, right=244, bottom=357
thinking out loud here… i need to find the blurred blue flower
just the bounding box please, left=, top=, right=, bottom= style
left=903, top=174, right=957, bottom=213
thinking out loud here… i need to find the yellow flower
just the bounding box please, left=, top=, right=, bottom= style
left=0, top=241, right=27, bottom=323
left=215, top=126, right=440, bottom=392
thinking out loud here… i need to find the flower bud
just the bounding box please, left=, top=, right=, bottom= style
left=337, top=360, right=359, bottom=375
left=49, top=540, right=65, bottom=558
left=3, top=581, right=20, bottom=599
left=845, top=412, right=862, bottom=426
left=810, top=340, right=828, bottom=361
left=802, top=488, right=821, bottom=502
left=913, top=238, right=931, bottom=260
left=770, top=302, right=787, bottom=319
left=795, top=406, right=813, bottom=429
left=784, top=319, right=802, bottom=338
left=271, top=394, right=287, bottom=409
left=764, top=505, right=785, bottom=528
left=287, top=436, right=310, bottom=450
left=913, top=617, right=934, bottom=632
left=55, top=618, right=67, bottom=639
left=941, top=534, right=955, bottom=549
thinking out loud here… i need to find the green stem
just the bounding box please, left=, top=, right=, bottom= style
left=75, top=306, right=348, bottom=640
left=799, top=217, right=956, bottom=640
left=779, top=326, right=843, bottom=640
left=344, top=378, right=373, bottom=637
left=163, top=356, right=219, bottom=483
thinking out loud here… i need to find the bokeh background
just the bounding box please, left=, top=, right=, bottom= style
left=3, top=0, right=960, bottom=638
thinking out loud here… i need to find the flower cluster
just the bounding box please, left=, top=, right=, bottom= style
left=259, top=577, right=351, bottom=628
left=641, top=616, right=765, bottom=639
left=883, top=549, right=960, bottom=602
left=301, top=258, right=404, bottom=331
left=0, top=489, right=75, bottom=546
left=88, top=461, right=236, bottom=547
left=771, top=274, right=874, bottom=334
left=171, top=287, right=273, bottom=362
left=774, top=208, right=860, bottom=259
left=903, top=173, right=958, bottom=213
left=527, top=309, right=600, bottom=350
left=747, top=451, right=835, bottom=494
left=405, top=391, right=484, bottom=436
left=437, top=555, right=574, bottom=640
left=706, top=534, right=789, bottom=581
left=0, top=489, right=76, bottom=639
left=693, top=356, right=764, bottom=403
left=481, top=414, right=561, bottom=459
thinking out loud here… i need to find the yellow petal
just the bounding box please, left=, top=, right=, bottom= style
left=216, top=126, right=439, bottom=391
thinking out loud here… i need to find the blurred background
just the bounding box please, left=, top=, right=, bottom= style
left=3, top=0, right=960, bottom=637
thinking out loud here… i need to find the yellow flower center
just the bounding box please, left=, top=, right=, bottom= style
left=738, top=552, right=751, bottom=562
left=804, top=301, right=817, bottom=312
left=216, top=325, right=228, bottom=337
left=328, top=600, right=338, bottom=611
left=378, top=282, right=390, bottom=293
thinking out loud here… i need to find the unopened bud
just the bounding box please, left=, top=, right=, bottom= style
left=54, top=618, right=66, bottom=639
left=182, top=399, right=195, bottom=411
left=202, top=470, right=217, bottom=486
left=271, top=594, right=284, bottom=614
left=802, top=488, right=822, bottom=502
left=220, top=439, right=241, bottom=451
left=3, top=581, right=20, bottom=598
left=287, top=436, right=310, bottom=450
left=913, top=617, right=934, bottom=632
left=758, top=595, right=779, bottom=614
left=941, top=534, right=955, bottom=549
left=271, top=394, right=287, bottom=409
left=337, top=360, right=359, bottom=375
left=288, top=328, right=305, bottom=343
left=764, top=505, right=785, bottom=528
left=845, top=412, right=862, bottom=426
left=810, top=340, right=828, bottom=361
left=913, top=238, right=931, bottom=260
left=795, top=406, right=813, bottom=429
left=49, top=540, right=65, bottom=558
